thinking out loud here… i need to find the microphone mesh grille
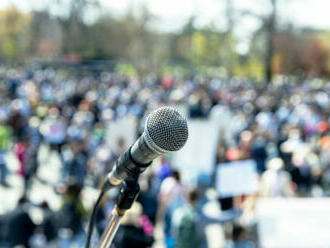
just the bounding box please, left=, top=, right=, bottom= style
left=145, top=106, right=188, bottom=152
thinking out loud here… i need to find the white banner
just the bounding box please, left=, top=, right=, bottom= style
left=257, top=198, right=330, bottom=248
left=106, top=116, right=137, bottom=151
left=216, top=160, right=258, bottom=198
left=172, top=119, right=220, bottom=184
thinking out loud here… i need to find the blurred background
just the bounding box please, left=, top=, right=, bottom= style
left=0, top=0, right=329, bottom=247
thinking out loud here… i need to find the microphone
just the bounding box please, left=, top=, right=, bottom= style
left=105, top=106, right=188, bottom=187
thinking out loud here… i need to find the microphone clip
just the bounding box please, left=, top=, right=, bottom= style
left=116, top=176, right=140, bottom=213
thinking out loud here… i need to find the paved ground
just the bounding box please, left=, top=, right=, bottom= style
left=0, top=144, right=98, bottom=222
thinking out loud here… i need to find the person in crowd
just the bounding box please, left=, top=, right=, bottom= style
left=23, top=140, right=39, bottom=194
left=320, top=134, right=330, bottom=191
left=112, top=202, right=154, bottom=248
left=95, top=186, right=118, bottom=237
left=23, top=117, right=42, bottom=193
left=8, top=107, right=28, bottom=141
left=137, top=175, right=159, bottom=225
left=0, top=213, right=8, bottom=246
left=14, top=136, right=30, bottom=184
left=153, top=157, right=173, bottom=191
left=259, top=157, right=295, bottom=197
left=172, top=188, right=242, bottom=248
left=39, top=201, right=58, bottom=245
left=57, top=183, right=88, bottom=248
left=61, top=136, right=88, bottom=189
left=39, top=106, right=67, bottom=163
left=251, top=135, right=268, bottom=174
left=158, top=170, right=185, bottom=245
left=0, top=118, right=11, bottom=187
left=225, top=225, right=256, bottom=248
left=4, top=197, right=36, bottom=248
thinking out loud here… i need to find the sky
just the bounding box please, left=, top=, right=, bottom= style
left=106, top=0, right=330, bottom=31
left=0, top=0, right=329, bottom=54
left=0, top=0, right=329, bottom=30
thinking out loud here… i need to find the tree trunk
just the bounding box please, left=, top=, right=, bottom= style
left=264, top=0, right=277, bottom=83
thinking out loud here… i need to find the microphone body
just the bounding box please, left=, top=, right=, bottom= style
left=106, top=106, right=188, bottom=186
left=107, top=135, right=156, bottom=186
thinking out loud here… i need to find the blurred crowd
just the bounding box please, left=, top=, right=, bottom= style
left=0, top=64, right=329, bottom=248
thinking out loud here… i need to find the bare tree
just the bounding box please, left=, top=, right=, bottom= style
left=238, top=0, right=278, bottom=83
left=264, top=0, right=277, bottom=83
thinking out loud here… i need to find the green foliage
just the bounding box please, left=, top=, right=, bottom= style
left=317, top=31, right=330, bottom=73
left=175, top=27, right=239, bottom=76
left=115, top=63, right=137, bottom=76
left=234, top=56, right=264, bottom=81
left=0, top=6, right=31, bottom=59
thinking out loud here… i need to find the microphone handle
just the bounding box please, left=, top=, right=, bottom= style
left=105, top=133, right=164, bottom=189
left=130, top=134, right=160, bottom=164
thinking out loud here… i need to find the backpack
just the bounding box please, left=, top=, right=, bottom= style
left=176, top=207, right=201, bottom=248
left=57, top=199, right=83, bottom=235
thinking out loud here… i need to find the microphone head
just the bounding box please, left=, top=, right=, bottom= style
left=144, top=106, right=188, bottom=154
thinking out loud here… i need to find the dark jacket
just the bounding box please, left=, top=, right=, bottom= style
left=5, top=207, right=36, bottom=248
left=112, top=225, right=154, bottom=248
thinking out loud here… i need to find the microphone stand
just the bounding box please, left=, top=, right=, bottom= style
left=98, top=176, right=140, bottom=248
